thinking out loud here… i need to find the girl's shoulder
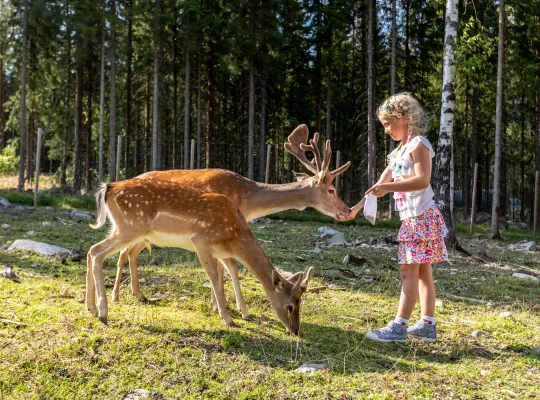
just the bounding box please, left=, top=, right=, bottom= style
left=404, top=136, right=435, bottom=159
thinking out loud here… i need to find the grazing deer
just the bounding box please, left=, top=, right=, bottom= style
left=87, top=178, right=315, bottom=334
left=108, top=125, right=364, bottom=318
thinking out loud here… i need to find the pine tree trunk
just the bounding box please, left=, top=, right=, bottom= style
left=145, top=74, right=150, bottom=172
left=86, top=41, right=94, bottom=192
left=367, top=0, right=376, bottom=187
left=315, top=0, right=322, bottom=133
left=98, top=0, right=106, bottom=183
left=489, top=0, right=505, bottom=239
left=184, top=44, right=191, bottom=169
left=18, top=0, right=29, bottom=192
left=259, top=63, right=266, bottom=181
left=389, top=0, right=397, bottom=218
left=463, top=79, right=470, bottom=219
left=248, top=2, right=255, bottom=179
left=434, top=0, right=460, bottom=249
left=74, top=38, right=83, bottom=193
left=172, top=11, right=178, bottom=169
left=151, top=0, right=161, bottom=171
left=471, top=84, right=478, bottom=218
left=520, top=89, right=525, bottom=221
left=197, top=39, right=202, bottom=169
left=206, top=44, right=215, bottom=168
left=404, top=0, right=410, bottom=87
left=125, top=0, right=133, bottom=177
left=109, top=0, right=117, bottom=181
left=326, top=69, right=331, bottom=143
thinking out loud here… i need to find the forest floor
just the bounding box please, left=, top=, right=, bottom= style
left=1, top=198, right=539, bottom=399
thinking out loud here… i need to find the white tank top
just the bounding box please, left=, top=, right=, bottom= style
left=388, top=136, right=436, bottom=220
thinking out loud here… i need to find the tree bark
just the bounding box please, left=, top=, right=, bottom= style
left=126, top=0, right=133, bottom=177
left=109, top=0, right=117, bottom=181
left=98, top=0, right=106, bottom=183
left=463, top=79, right=470, bottom=219
left=206, top=43, right=215, bottom=168
left=259, top=64, right=266, bottom=181
left=434, top=0, right=461, bottom=250
left=151, top=0, right=161, bottom=171
left=520, top=88, right=525, bottom=221
left=73, top=41, right=83, bottom=193
left=172, top=10, right=178, bottom=169
left=389, top=0, right=397, bottom=218
left=86, top=40, right=94, bottom=191
left=184, top=44, right=191, bottom=169
left=18, top=0, right=29, bottom=192
left=197, top=38, right=202, bottom=169
left=0, top=57, right=4, bottom=151
left=404, top=0, right=410, bottom=87
left=489, top=0, right=505, bottom=239
left=471, top=84, right=478, bottom=217
left=315, top=0, right=322, bottom=134
left=367, top=0, right=376, bottom=187
left=248, top=1, right=255, bottom=179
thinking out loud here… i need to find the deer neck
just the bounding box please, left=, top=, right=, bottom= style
left=244, top=180, right=313, bottom=221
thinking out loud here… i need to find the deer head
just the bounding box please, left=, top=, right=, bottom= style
left=270, top=267, right=314, bottom=335
left=285, top=124, right=352, bottom=221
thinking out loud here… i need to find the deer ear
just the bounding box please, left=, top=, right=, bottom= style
left=293, top=172, right=310, bottom=182
left=287, top=271, right=304, bottom=285
left=272, top=270, right=285, bottom=289
left=301, top=267, right=314, bottom=293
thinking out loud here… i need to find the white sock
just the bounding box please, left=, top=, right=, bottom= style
left=422, top=315, right=436, bottom=325
left=394, top=317, right=409, bottom=326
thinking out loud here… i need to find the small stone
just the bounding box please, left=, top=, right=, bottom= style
left=296, top=256, right=306, bottom=262
left=42, top=221, right=53, bottom=226
left=77, top=297, right=85, bottom=303
left=480, top=369, right=489, bottom=376
left=512, top=272, right=538, bottom=281
left=435, top=299, right=444, bottom=308
left=391, top=257, right=398, bottom=262
left=471, top=330, right=491, bottom=339
left=26, top=230, right=35, bottom=236
left=123, top=389, right=165, bottom=400
left=521, top=241, right=536, bottom=251
left=312, top=247, right=322, bottom=254
left=499, top=311, right=513, bottom=318
left=1, top=224, right=10, bottom=229
left=178, top=296, right=188, bottom=301
left=8, top=239, right=70, bottom=256
left=0, top=197, right=10, bottom=207
left=68, top=210, right=93, bottom=220
left=295, top=363, right=326, bottom=374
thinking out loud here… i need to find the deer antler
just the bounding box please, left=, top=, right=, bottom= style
left=284, top=125, right=318, bottom=174
left=299, top=132, right=322, bottom=171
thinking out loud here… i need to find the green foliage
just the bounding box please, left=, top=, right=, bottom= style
left=0, top=139, right=20, bottom=174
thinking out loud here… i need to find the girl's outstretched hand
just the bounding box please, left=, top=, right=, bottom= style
left=365, top=183, right=389, bottom=198
left=341, top=197, right=366, bottom=220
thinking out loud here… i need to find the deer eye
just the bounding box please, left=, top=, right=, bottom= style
left=328, top=189, right=335, bottom=195
left=286, top=305, right=293, bottom=312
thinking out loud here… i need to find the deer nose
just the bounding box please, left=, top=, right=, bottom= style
left=293, top=327, right=299, bottom=335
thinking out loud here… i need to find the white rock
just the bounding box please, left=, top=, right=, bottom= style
left=312, top=247, right=322, bottom=254
left=1, top=224, right=10, bottom=229
left=499, top=311, right=513, bottom=318
left=26, top=231, right=35, bottom=236
left=0, top=197, right=10, bottom=207
left=42, top=221, right=53, bottom=226
left=521, top=241, right=536, bottom=251
left=317, top=226, right=346, bottom=245
left=512, top=273, right=539, bottom=281
left=8, top=239, right=70, bottom=256
left=435, top=299, right=444, bottom=308
left=471, top=330, right=491, bottom=339
left=123, top=389, right=164, bottom=400
left=68, top=210, right=93, bottom=220
left=178, top=296, right=189, bottom=301
left=295, top=363, right=326, bottom=374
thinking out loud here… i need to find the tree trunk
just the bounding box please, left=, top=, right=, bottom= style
left=462, top=79, right=470, bottom=219
left=98, top=0, right=106, bottom=183
left=259, top=64, right=266, bottom=181
left=248, top=2, right=255, bottom=179
left=520, top=88, right=525, bottom=221
left=367, top=0, right=376, bottom=187
left=326, top=69, right=331, bottom=144
left=315, top=0, right=322, bottom=134
left=434, top=0, right=460, bottom=249
left=206, top=44, right=215, bottom=168
left=404, top=0, right=410, bottom=87
left=18, top=0, right=29, bottom=192
left=73, top=39, right=83, bottom=193
left=471, top=84, right=478, bottom=216
left=86, top=41, right=94, bottom=192
left=197, top=39, right=202, bottom=169
left=172, top=10, right=178, bottom=169
left=151, top=0, right=161, bottom=171
left=389, top=0, right=397, bottom=218
left=109, top=0, right=117, bottom=181
left=126, top=0, right=133, bottom=177
left=489, top=0, right=505, bottom=239
left=145, top=74, right=150, bottom=172
left=184, top=44, right=191, bottom=169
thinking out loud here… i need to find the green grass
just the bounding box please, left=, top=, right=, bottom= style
left=0, top=190, right=96, bottom=210
left=1, top=206, right=540, bottom=399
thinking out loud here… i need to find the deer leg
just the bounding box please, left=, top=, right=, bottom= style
left=211, top=260, right=228, bottom=313
left=112, top=246, right=130, bottom=303
left=86, top=251, right=97, bottom=316
left=195, top=247, right=235, bottom=327
left=222, top=257, right=249, bottom=320
left=128, top=241, right=148, bottom=302
left=89, top=233, right=136, bottom=325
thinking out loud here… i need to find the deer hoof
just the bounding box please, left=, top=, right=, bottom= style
left=98, top=316, right=108, bottom=325
left=138, top=296, right=148, bottom=303
left=227, top=320, right=238, bottom=328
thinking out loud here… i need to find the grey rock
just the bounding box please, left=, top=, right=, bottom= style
left=522, top=241, right=536, bottom=252
left=1, top=224, right=10, bottom=229
left=68, top=210, right=93, bottom=220
left=42, top=221, right=53, bottom=226
left=0, top=197, right=10, bottom=207
left=471, top=330, right=491, bottom=339
left=8, top=239, right=70, bottom=256
left=512, top=272, right=538, bottom=281
left=295, top=363, right=326, bottom=374
left=123, top=389, right=166, bottom=400
left=499, top=311, right=513, bottom=318
left=318, top=226, right=346, bottom=245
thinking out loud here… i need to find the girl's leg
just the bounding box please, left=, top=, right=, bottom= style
left=396, top=263, right=420, bottom=320
left=418, top=263, right=436, bottom=318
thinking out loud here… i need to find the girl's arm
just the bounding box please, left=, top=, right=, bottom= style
left=366, top=143, right=431, bottom=197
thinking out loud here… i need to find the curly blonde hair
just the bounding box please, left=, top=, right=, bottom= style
left=376, top=92, right=426, bottom=137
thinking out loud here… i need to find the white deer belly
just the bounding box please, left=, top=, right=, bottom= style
left=145, top=231, right=197, bottom=252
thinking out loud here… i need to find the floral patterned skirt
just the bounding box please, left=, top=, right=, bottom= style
left=397, top=206, right=449, bottom=265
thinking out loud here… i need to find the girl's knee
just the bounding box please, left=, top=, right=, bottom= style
left=399, top=263, right=419, bottom=280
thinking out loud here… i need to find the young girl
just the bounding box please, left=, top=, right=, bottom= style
left=365, top=93, right=448, bottom=343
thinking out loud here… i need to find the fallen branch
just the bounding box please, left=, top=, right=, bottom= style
left=307, top=286, right=328, bottom=293
left=444, top=294, right=496, bottom=306
left=0, top=317, right=27, bottom=326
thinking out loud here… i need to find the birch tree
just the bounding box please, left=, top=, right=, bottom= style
left=434, top=0, right=463, bottom=250
left=489, top=0, right=505, bottom=239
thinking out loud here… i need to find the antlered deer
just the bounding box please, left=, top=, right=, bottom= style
left=87, top=178, right=315, bottom=334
